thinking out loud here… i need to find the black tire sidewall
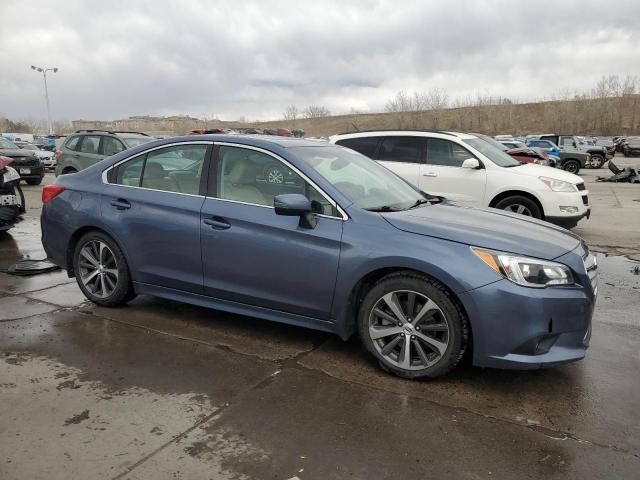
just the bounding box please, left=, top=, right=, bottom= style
left=562, top=160, right=580, bottom=174
left=73, top=231, right=133, bottom=307
left=358, top=273, right=467, bottom=379
left=495, top=195, right=542, bottom=219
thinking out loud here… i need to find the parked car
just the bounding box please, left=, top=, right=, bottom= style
left=498, top=140, right=526, bottom=150
left=537, top=134, right=610, bottom=169
left=0, top=136, right=45, bottom=185
left=14, top=141, right=56, bottom=170
left=55, top=130, right=154, bottom=175
left=41, top=134, right=597, bottom=379
left=330, top=131, right=590, bottom=228
left=0, top=156, right=25, bottom=232
left=525, top=138, right=589, bottom=173
left=623, top=136, right=640, bottom=156
left=526, top=139, right=561, bottom=158
left=476, top=135, right=553, bottom=167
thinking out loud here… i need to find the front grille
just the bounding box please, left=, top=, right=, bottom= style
left=583, top=252, right=598, bottom=295
left=582, top=195, right=589, bottom=205
left=576, top=183, right=586, bottom=191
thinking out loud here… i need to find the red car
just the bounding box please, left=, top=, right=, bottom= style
left=505, top=147, right=554, bottom=167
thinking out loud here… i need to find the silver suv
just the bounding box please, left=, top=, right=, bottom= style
left=55, top=130, right=154, bottom=175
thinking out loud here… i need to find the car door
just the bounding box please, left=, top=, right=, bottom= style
left=200, top=143, right=343, bottom=320
left=374, top=136, right=426, bottom=187
left=420, top=138, right=487, bottom=205
left=101, top=142, right=211, bottom=294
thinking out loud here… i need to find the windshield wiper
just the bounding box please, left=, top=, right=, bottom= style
left=409, top=198, right=433, bottom=209
left=365, top=205, right=403, bottom=212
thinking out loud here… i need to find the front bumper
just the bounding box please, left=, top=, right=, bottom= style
left=14, top=164, right=45, bottom=180
left=459, top=276, right=595, bottom=370
left=539, top=190, right=590, bottom=227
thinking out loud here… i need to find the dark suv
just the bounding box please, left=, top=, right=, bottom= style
left=0, top=136, right=45, bottom=185
left=55, top=130, right=154, bottom=175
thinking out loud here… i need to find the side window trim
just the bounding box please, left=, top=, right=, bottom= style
left=209, top=142, right=348, bottom=220
left=101, top=141, right=213, bottom=197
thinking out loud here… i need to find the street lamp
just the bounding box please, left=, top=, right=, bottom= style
left=30, top=65, right=59, bottom=135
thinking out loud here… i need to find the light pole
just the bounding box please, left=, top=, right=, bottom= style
left=30, top=65, right=58, bottom=135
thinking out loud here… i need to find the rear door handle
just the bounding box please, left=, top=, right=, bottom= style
left=203, top=217, right=231, bottom=230
left=110, top=198, right=131, bottom=210
left=422, top=172, right=437, bottom=177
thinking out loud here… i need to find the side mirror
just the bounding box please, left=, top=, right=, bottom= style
left=461, top=158, right=481, bottom=169
left=274, top=193, right=317, bottom=229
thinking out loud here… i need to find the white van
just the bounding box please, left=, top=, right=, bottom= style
left=329, top=130, right=590, bottom=228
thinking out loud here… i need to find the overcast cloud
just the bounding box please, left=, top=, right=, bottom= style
left=1, top=0, right=639, bottom=122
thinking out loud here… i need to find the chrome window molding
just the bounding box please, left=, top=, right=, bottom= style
left=101, top=140, right=348, bottom=221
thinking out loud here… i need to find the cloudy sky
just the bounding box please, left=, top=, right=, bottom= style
left=1, top=0, right=639, bottom=122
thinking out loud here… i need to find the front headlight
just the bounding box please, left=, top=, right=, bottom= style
left=539, top=176, right=577, bottom=192
left=472, top=247, right=574, bottom=288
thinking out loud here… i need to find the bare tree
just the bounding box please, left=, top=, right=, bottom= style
left=283, top=105, right=299, bottom=121
left=302, top=105, right=331, bottom=118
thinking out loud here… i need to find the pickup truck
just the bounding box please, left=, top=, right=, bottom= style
left=538, top=134, right=611, bottom=169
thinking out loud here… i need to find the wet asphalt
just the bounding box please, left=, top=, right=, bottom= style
left=1, top=166, right=639, bottom=480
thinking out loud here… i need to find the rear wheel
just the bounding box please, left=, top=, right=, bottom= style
left=26, top=177, right=43, bottom=186
left=73, top=231, right=135, bottom=307
left=562, top=159, right=580, bottom=174
left=61, top=167, right=78, bottom=175
left=494, top=195, right=542, bottom=219
left=358, top=272, right=468, bottom=379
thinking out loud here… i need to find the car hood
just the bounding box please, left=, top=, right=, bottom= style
left=381, top=202, right=581, bottom=260
left=0, top=148, right=35, bottom=158
left=498, top=163, right=582, bottom=184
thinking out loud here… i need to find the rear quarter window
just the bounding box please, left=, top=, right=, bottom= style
left=64, top=136, right=80, bottom=151
left=335, top=137, right=380, bottom=158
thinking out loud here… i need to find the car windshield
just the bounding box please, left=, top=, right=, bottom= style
left=464, top=138, right=521, bottom=167
left=121, top=136, right=153, bottom=148
left=0, top=137, right=19, bottom=149
left=292, top=145, right=426, bottom=211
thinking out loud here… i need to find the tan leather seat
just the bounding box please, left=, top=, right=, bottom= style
left=221, top=151, right=266, bottom=205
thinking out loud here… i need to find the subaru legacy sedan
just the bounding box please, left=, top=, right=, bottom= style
left=41, top=136, right=597, bottom=379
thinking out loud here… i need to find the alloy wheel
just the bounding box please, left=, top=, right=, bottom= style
left=368, top=290, right=450, bottom=370
left=78, top=240, right=119, bottom=298
left=504, top=204, right=532, bottom=216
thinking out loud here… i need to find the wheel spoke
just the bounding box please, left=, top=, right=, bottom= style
left=80, top=248, right=99, bottom=266
left=103, top=268, right=118, bottom=278
left=104, top=273, right=116, bottom=291
left=414, top=299, right=438, bottom=323
left=382, top=292, right=407, bottom=322
left=373, top=308, right=399, bottom=325
left=398, top=335, right=412, bottom=369
left=380, top=335, right=402, bottom=356
left=516, top=205, right=525, bottom=215
left=99, top=242, right=106, bottom=263
left=81, top=269, right=99, bottom=285
left=99, top=274, right=108, bottom=297
left=415, top=332, right=447, bottom=356
left=419, top=322, right=448, bottom=332
left=369, top=325, right=403, bottom=340
left=406, top=292, right=416, bottom=319
left=413, top=338, right=430, bottom=366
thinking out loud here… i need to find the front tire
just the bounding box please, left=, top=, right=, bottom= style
left=73, top=231, right=135, bottom=307
left=358, top=272, right=468, bottom=379
left=494, top=195, right=542, bottom=219
left=589, top=155, right=605, bottom=169
left=26, top=177, right=43, bottom=186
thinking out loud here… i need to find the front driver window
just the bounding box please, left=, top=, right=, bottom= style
left=215, top=146, right=337, bottom=216
left=427, top=139, right=474, bottom=167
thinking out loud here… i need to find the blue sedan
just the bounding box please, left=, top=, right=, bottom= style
left=41, top=135, right=597, bottom=378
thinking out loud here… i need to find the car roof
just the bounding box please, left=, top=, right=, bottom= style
left=330, top=130, right=477, bottom=141
left=151, top=134, right=332, bottom=149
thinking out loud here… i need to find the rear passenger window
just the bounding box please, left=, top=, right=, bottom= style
left=79, top=136, right=101, bottom=154
left=65, top=136, right=80, bottom=151
left=113, top=145, right=208, bottom=195
left=427, top=139, right=474, bottom=167
left=102, top=137, right=125, bottom=156
left=336, top=137, right=380, bottom=158
left=377, top=136, right=425, bottom=163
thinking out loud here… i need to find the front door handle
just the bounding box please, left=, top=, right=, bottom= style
left=422, top=172, right=437, bottom=177
left=110, top=198, right=131, bottom=210
left=203, top=217, right=231, bottom=230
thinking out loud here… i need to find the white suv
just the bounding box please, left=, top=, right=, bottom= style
left=329, top=131, right=590, bottom=228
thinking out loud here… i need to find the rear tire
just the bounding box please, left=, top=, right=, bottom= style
left=73, top=231, right=136, bottom=307
left=358, top=272, right=468, bottom=379
left=61, top=167, right=78, bottom=175
left=26, top=178, right=43, bottom=186
left=494, top=195, right=542, bottom=219
left=562, top=159, right=580, bottom=174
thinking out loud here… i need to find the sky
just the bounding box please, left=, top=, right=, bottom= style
left=1, top=0, right=639, bottom=122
